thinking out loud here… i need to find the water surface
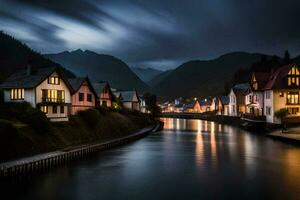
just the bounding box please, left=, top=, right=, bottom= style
left=2, top=118, right=300, bottom=199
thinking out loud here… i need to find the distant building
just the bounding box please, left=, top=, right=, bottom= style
left=139, top=95, right=147, bottom=113
left=68, top=77, right=97, bottom=115
left=92, top=82, right=113, bottom=107
left=120, top=90, right=140, bottom=111
left=1, top=66, right=72, bottom=121
left=228, top=83, right=250, bottom=116
left=216, top=96, right=229, bottom=115
left=184, top=100, right=201, bottom=113
left=199, top=99, right=212, bottom=113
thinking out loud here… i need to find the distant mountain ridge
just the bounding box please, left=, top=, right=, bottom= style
left=45, top=50, right=149, bottom=92
left=152, top=52, right=268, bottom=99
left=131, top=67, right=163, bottom=83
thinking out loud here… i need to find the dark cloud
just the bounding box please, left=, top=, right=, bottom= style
left=0, top=0, right=300, bottom=70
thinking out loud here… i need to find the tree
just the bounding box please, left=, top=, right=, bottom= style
left=284, top=50, right=291, bottom=64
left=143, top=92, right=161, bottom=117
left=274, top=108, right=289, bottom=133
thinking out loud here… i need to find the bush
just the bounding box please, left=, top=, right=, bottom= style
left=0, top=102, right=51, bottom=134
left=77, top=109, right=100, bottom=128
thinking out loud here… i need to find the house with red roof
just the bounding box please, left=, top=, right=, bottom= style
left=263, top=63, right=300, bottom=123
left=68, top=77, right=97, bottom=115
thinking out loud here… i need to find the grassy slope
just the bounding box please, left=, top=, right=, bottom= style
left=0, top=105, right=153, bottom=162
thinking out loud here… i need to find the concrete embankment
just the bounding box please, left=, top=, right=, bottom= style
left=267, top=129, right=300, bottom=146
left=0, top=121, right=163, bottom=178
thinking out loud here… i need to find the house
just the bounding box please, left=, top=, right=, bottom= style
left=120, top=90, right=140, bottom=111
left=263, top=63, right=300, bottom=124
left=228, top=83, right=250, bottom=116
left=210, top=97, right=218, bottom=111
left=199, top=99, right=212, bottom=113
left=92, top=82, right=113, bottom=107
left=1, top=66, right=72, bottom=121
left=139, top=95, right=147, bottom=113
left=245, top=72, right=269, bottom=117
left=216, top=96, right=229, bottom=115
left=68, top=77, right=97, bottom=115
left=184, top=100, right=201, bottom=113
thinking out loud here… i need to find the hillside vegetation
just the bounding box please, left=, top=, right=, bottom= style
left=0, top=102, right=153, bottom=162
left=0, top=31, right=74, bottom=83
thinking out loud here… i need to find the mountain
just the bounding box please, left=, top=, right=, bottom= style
left=45, top=50, right=149, bottom=92
left=131, top=67, right=163, bottom=83
left=153, top=52, right=267, bottom=99
left=0, top=32, right=74, bottom=83
left=148, top=69, right=173, bottom=87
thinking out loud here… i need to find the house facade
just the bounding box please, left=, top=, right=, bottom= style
left=92, top=82, right=113, bottom=107
left=199, top=99, right=211, bottom=113
left=216, top=96, right=229, bottom=115
left=1, top=67, right=72, bottom=121
left=184, top=100, right=201, bottom=113
left=228, top=83, right=250, bottom=116
left=120, top=90, right=140, bottom=111
left=68, top=77, right=97, bottom=115
left=263, top=64, right=300, bottom=124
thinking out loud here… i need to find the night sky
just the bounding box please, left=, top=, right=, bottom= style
left=1, top=0, right=300, bottom=70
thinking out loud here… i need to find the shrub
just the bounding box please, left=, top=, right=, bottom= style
left=77, top=109, right=100, bottom=128
left=0, top=102, right=51, bottom=134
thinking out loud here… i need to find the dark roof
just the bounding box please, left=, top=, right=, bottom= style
left=68, top=77, right=98, bottom=97
left=68, top=77, right=86, bottom=92
left=113, top=92, right=122, bottom=99
left=92, top=82, right=107, bottom=94
left=119, top=91, right=139, bottom=102
left=252, top=72, right=270, bottom=90
left=220, top=96, right=229, bottom=105
left=232, top=83, right=250, bottom=96
left=263, top=63, right=297, bottom=90
left=1, top=67, right=58, bottom=89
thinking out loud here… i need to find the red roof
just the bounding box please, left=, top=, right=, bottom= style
left=252, top=72, right=270, bottom=90
left=263, top=63, right=297, bottom=90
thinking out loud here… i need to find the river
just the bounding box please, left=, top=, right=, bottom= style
left=1, top=118, right=300, bottom=199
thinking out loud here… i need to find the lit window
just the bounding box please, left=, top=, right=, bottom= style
left=48, top=76, right=60, bottom=85
left=10, top=88, right=24, bottom=100
left=40, top=106, right=48, bottom=113
left=287, top=92, right=299, bottom=104
left=41, top=89, right=65, bottom=102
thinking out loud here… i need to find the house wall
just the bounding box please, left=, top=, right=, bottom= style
left=4, top=88, right=35, bottom=106
left=36, top=72, right=71, bottom=104
left=264, top=90, right=275, bottom=123
left=98, top=85, right=112, bottom=107
left=228, top=90, right=237, bottom=116
left=194, top=101, right=201, bottom=112
left=35, top=71, right=71, bottom=121
left=70, top=81, right=96, bottom=115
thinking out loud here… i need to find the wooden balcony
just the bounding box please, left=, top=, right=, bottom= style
left=41, top=97, right=65, bottom=103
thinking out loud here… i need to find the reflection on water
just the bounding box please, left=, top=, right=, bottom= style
left=2, top=118, right=300, bottom=200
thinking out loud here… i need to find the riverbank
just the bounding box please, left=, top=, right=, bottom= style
left=267, top=127, right=300, bottom=145
left=0, top=103, right=155, bottom=162
left=0, top=122, right=163, bottom=178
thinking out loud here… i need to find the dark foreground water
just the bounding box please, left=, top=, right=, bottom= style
left=1, top=118, right=300, bottom=200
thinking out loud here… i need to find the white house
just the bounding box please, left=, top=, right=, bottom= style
left=119, top=90, right=141, bottom=111
left=228, top=83, right=250, bottom=116
left=263, top=63, right=300, bottom=124
left=1, top=66, right=72, bottom=121
left=245, top=72, right=269, bottom=117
